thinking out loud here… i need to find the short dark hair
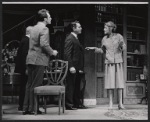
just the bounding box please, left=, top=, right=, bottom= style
left=36, top=9, right=49, bottom=22
left=65, top=20, right=80, bottom=34
left=70, top=20, right=80, bottom=30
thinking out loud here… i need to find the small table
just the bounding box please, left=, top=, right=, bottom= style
left=3, top=73, right=21, bottom=103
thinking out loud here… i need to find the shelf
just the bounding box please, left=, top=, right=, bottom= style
left=127, top=39, right=146, bottom=43
left=95, top=10, right=122, bottom=15
left=127, top=15, right=146, bottom=20
left=95, top=21, right=122, bottom=26
left=127, top=25, right=146, bottom=30
left=126, top=80, right=141, bottom=83
left=127, top=66, right=143, bottom=69
left=127, top=52, right=146, bottom=56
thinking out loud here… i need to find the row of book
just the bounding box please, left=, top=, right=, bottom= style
left=95, top=4, right=123, bottom=14
left=127, top=55, right=145, bottom=67
left=127, top=43, right=146, bottom=54
left=127, top=18, right=146, bottom=28
left=95, top=12, right=122, bottom=24
left=127, top=31, right=145, bottom=40
left=127, top=69, right=142, bottom=81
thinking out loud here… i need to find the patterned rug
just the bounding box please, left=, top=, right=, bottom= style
left=104, top=108, right=148, bottom=120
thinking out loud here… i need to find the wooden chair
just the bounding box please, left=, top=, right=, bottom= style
left=34, top=59, right=68, bottom=115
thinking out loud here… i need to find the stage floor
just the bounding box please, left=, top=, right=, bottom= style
left=2, top=104, right=148, bottom=120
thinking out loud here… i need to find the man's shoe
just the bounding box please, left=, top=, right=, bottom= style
left=22, top=111, right=34, bottom=115
left=37, top=110, right=42, bottom=114
left=18, top=106, right=23, bottom=111
left=77, top=105, right=88, bottom=109
left=23, top=111, right=29, bottom=115
left=34, top=110, right=43, bottom=114
left=28, top=111, right=34, bottom=115
left=66, top=106, right=77, bottom=110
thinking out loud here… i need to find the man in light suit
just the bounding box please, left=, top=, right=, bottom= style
left=23, top=9, right=58, bottom=115
left=64, top=21, right=86, bottom=110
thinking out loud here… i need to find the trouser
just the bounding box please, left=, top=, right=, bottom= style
left=18, top=73, right=28, bottom=108
left=23, top=64, right=45, bottom=112
left=74, top=72, right=86, bottom=106
left=65, top=71, right=85, bottom=107
left=65, top=71, right=76, bottom=107
left=74, top=71, right=83, bottom=106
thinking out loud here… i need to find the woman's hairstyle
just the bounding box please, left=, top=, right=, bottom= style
left=105, top=21, right=117, bottom=32
left=36, top=9, right=49, bottom=22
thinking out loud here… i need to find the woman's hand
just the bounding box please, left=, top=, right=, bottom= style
left=85, top=47, right=103, bottom=53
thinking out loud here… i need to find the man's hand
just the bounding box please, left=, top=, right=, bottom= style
left=79, top=70, right=84, bottom=74
left=69, top=67, right=76, bottom=74
left=52, top=50, right=58, bottom=56
left=25, top=69, right=28, bottom=75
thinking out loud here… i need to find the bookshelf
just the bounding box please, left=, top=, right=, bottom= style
left=126, top=5, right=147, bottom=82
left=124, top=5, right=148, bottom=104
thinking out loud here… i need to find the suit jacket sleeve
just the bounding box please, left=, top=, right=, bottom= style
left=14, top=42, right=22, bottom=73
left=40, top=27, right=54, bottom=56
left=64, top=38, right=73, bottom=68
left=101, top=37, right=106, bottom=53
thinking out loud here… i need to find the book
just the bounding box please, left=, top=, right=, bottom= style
left=140, top=45, right=146, bottom=54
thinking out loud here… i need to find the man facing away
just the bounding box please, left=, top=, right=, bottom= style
left=23, top=9, right=58, bottom=115
left=64, top=21, right=86, bottom=110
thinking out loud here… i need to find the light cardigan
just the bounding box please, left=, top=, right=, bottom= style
left=96, top=33, right=126, bottom=64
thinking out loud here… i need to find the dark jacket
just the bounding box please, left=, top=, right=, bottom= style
left=64, top=33, right=84, bottom=71
left=15, top=36, right=29, bottom=74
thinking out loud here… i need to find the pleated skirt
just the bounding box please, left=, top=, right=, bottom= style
left=104, top=63, right=124, bottom=89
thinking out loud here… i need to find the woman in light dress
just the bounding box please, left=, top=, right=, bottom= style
left=86, top=21, right=126, bottom=109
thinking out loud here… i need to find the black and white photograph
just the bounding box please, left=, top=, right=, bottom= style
left=1, top=0, right=149, bottom=120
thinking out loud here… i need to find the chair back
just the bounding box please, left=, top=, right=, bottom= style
left=45, top=59, right=68, bottom=86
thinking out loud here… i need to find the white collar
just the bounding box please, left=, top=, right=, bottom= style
left=71, top=32, right=78, bottom=39
left=26, top=35, right=30, bottom=38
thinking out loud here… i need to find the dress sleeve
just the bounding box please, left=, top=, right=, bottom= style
left=101, top=37, right=106, bottom=53
left=119, top=34, right=126, bottom=51
left=95, top=37, right=105, bottom=53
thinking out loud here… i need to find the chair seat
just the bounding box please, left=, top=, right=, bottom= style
left=34, top=86, right=65, bottom=95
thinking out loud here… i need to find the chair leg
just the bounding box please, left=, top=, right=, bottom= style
left=34, top=94, right=37, bottom=115
left=58, top=93, right=62, bottom=115
left=44, top=96, right=47, bottom=114
left=37, top=95, right=39, bottom=112
left=62, top=93, right=65, bottom=113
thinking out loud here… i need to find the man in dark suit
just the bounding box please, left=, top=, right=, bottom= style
left=15, top=26, right=32, bottom=111
left=64, top=21, right=86, bottom=110
left=23, top=9, right=58, bottom=115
